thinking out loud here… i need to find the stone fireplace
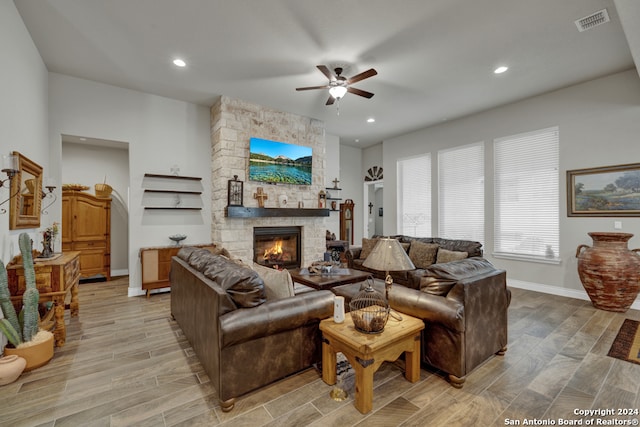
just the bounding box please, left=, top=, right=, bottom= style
left=253, top=226, right=301, bottom=269
left=209, top=96, right=327, bottom=266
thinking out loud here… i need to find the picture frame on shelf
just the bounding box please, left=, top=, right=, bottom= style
left=228, top=175, right=243, bottom=206
left=567, top=163, right=640, bottom=217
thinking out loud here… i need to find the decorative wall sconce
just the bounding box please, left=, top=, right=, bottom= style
left=41, top=178, right=57, bottom=215
left=0, top=154, right=20, bottom=214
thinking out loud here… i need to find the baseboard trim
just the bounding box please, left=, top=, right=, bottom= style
left=128, top=287, right=146, bottom=297
left=111, top=269, right=128, bottom=277
left=507, top=279, right=640, bottom=311
left=127, top=286, right=171, bottom=298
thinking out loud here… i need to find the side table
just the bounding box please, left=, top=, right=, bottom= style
left=7, top=251, right=81, bottom=347
left=319, top=313, right=424, bottom=414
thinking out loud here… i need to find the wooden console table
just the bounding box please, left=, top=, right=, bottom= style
left=140, top=244, right=216, bottom=298
left=7, top=251, right=81, bottom=347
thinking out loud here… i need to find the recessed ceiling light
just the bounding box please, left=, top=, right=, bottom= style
left=367, top=118, right=375, bottom=123
left=173, top=58, right=186, bottom=67
left=494, top=66, right=508, bottom=74
left=355, top=139, right=359, bottom=142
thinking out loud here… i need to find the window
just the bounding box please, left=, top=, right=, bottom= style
left=438, top=142, right=484, bottom=242
left=398, top=154, right=431, bottom=236
left=494, top=127, right=559, bottom=261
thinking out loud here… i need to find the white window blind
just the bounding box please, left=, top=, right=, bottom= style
left=398, top=154, right=431, bottom=236
left=494, top=127, right=559, bottom=260
left=438, top=142, right=484, bottom=242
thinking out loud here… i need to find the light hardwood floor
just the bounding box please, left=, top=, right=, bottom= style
left=2, top=277, right=640, bottom=427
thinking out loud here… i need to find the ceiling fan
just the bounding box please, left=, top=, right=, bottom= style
left=296, top=65, right=377, bottom=105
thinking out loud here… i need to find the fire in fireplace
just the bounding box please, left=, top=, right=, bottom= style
left=254, top=226, right=301, bottom=269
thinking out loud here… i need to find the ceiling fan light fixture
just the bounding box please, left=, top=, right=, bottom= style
left=329, top=86, right=347, bottom=99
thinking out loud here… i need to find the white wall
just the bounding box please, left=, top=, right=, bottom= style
left=61, top=142, right=129, bottom=275
left=325, top=133, right=340, bottom=238
left=0, top=0, right=49, bottom=352
left=48, top=73, right=211, bottom=296
left=382, top=69, right=640, bottom=302
left=339, top=145, right=363, bottom=245
left=0, top=1, right=49, bottom=262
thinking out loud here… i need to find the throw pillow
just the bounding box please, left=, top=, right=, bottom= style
left=253, top=263, right=295, bottom=301
left=359, top=238, right=380, bottom=260
left=408, top=241, right=439, bottom=269
left=436, top=249, right=468, bottom=264
left=210, top=246, right=231, bottom=258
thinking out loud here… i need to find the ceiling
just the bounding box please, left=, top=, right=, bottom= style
left=14, top=0, right=640, bottom=148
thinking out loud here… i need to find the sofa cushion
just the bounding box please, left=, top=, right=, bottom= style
left=436, top=248, right=468, bottom=264
left=420, top=257, right=495, bottom=296
left=185, top=248, right=219, bottom=271
left=420, top=276, right=458, bottom=296
left=253, top=263, right=295, bottom=301
left=359, top=238, right=380, bottom=260
left=408, top=241, right=439, bottom=268
left=200, top=255, right=266, bottom=308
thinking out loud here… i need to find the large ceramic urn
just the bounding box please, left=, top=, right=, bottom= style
left=576, top=232, right=640, bottom=312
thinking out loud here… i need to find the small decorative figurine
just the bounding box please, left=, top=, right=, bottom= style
left=318, top=190, right=326, bottom=208
left=254, top=187, right=268, bottom=208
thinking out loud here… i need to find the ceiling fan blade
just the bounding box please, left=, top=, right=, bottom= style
left=296, top=85, right=330, bottom=91
left=347, top=87, right=374, bottom=99
left=317, top=65, right=335, bottom=81
left=325, top=95, right=336, bottom=105
left=347, top=68, right=377, bottom=85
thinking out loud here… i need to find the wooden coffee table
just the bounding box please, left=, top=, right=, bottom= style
left=289, top=267, right=371, bottom=290
left=319, top=314, right=424, bottom=414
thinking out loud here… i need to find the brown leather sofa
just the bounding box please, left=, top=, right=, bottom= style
left=333, top=257, right=510, bottom=388
left=170, top=247, right=334, bottom=411
left=346, top=235, right=483, bottom=289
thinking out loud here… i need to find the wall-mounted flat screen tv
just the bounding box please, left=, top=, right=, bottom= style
left=249, top=137, right=312, bottom=185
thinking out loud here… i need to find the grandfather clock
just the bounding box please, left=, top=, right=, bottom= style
left=340, top=199, right=355, bottom=245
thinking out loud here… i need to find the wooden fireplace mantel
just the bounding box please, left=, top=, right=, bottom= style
left=226, top=206, right=330, bottom=218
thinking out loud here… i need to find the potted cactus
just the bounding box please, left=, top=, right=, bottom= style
left=0, top=233, right=54, bottom=371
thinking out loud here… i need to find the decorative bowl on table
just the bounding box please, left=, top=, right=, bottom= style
left=169, top=234, right=187, bottom=246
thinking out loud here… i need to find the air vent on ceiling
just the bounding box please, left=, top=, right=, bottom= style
left=575, top=9, right=610, bottom=32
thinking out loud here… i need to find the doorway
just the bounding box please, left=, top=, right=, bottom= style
left=61, top=135, right=130, bottom=279
left=363, top=180, right=383, bottom=238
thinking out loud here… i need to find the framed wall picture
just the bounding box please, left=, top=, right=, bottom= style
left=567, top=163, right=640, bottom=216
left=228, top=175, right=243, bottom=206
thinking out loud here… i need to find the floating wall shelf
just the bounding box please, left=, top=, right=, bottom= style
left=142, top=173, right=203, bottom=210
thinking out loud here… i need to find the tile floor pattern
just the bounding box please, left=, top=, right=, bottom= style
left=1, top=277, right=640, bottom=426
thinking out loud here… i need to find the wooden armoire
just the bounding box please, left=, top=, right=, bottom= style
left=62, top=190, right=111, bottom=280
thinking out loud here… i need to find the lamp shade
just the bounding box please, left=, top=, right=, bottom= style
left=329, top=85, right=347, bottom=99
left=362, top=238, right=415, bottom=272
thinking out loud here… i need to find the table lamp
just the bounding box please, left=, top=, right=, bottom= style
left=362, top=237, right=415, bottom=300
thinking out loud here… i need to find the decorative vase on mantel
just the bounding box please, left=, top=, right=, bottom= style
left=576, top=232, right=640, bottom=312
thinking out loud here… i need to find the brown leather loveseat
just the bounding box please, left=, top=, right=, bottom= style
left=333, top=256, right=510, bottom=388
left=170, top=247, right=334, bottom=411
left=346, top=235, right=483, bottom=289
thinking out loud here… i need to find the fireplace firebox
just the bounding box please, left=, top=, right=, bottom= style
left=253, top=226, right=302, bottom=269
